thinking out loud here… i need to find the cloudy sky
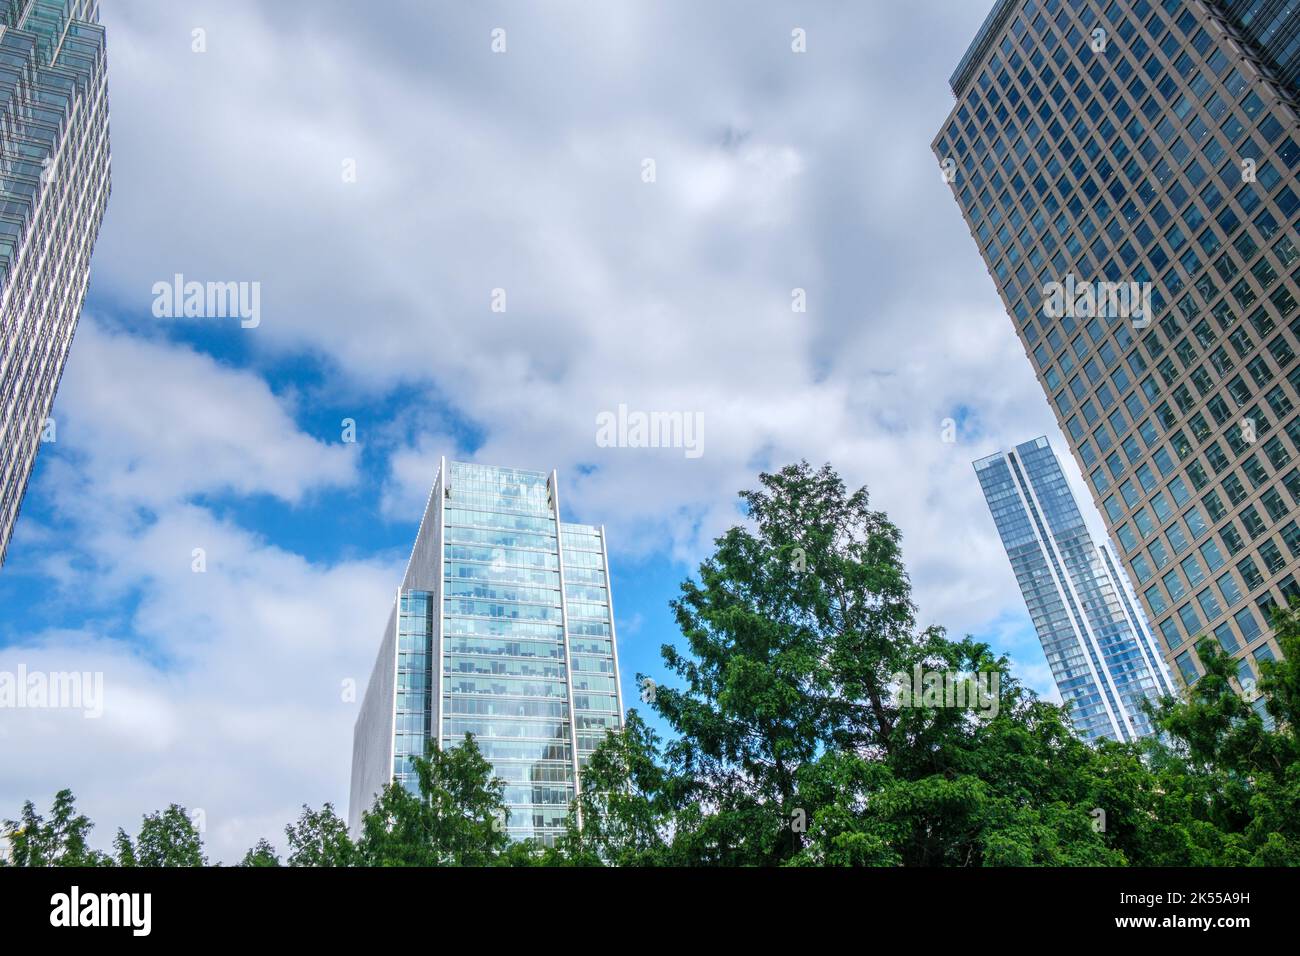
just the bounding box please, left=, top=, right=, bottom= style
left=0, top=0, right=1109, bottom=862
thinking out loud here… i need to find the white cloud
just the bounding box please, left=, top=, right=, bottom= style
left=2, top=324, right=388, bottom=861
left=54, top=320, right=356, bottom=507
left=3, top=0, right=1088, bottom=859
left=0, top=527, right=398, bottom=863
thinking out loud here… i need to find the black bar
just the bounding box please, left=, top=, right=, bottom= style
left=2, top=866, right=1291, bottom=941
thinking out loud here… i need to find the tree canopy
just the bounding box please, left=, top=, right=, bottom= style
left=5, top=462, right=1298, bottom=867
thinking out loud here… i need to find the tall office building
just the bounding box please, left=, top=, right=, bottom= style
left=975, top=437, right=1177, bottom=742
left=935, top=0, right=1300, bottom=693
left=1215, top=1, right=1300, bottom=99
left=350, top=459, right=624, bottom=844
left=0, top=0, right=110, bottom=566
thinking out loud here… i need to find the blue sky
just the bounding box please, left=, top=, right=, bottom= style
left=0, top=0, right=1106, bottom=862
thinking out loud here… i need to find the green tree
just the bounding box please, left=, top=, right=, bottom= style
left=357, top=734, right=511, bottom=866
left=551, top=710, right=681, bottom=866
left=10, top=466, right=1297, bottom=869
left=573, top=461, right=1201, bottom=866
left=239, top=838, right=281, bottom=867
left=285, top=803, right=355, bottom=867
left=646, top=461, right=926, bottom=864
left=1146, top=604, right=1300, bottom=865
left=1, top=789, right=111, bottom=866
left=115, top=804, right=207, bottom=867
left=788, top=637, right=1133, bottom=866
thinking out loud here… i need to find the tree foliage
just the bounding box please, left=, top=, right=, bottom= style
left=284, top=802, right=355, bottom=867
left=1142, top=607, right=1300, bottom=865
left=5, top=463, right=1299, bottom=867
left=356, top=734, right=511, bottom=866
left=115, top=804, right=206, bottom=867
left=559, top=461, right=1300, bottom=867
left=239, top=838, right=281, bottom=867
left=1, top=789, right=111, bottom=866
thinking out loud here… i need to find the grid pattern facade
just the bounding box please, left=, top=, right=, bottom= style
left=351, top=460, right=624, bottom=845
left=0, top=0, right=110, bottom=566
left=1216, top=0, right=1300, bottom=99
left=392, top=591, right=434, bottom=792
left=439, top=461, right=576, bottom=843
left=975, top=437, right=1177, bottom=741
left=935, top=0, right=1300, bottom=692
left=560, top=523, right=623, bottom=766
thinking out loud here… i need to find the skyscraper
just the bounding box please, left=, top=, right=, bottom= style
left=0, top=0, right=111, bottom=566
left=935, top=0, right=1300, bottom=692
left=349, top=459, right=624, bottom=844
left=975, top=436, right=1177, bottom=742
left=1215, top=0, right=1300, bottom=99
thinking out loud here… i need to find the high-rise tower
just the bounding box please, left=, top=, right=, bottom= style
left=349, top=459, right=624, bottom=844
left=975, top=436, right=1177, bottom=742
left=936, top=0, right=1299, bottom=690
left=0, top=0, right=111, bottom=565
left=1215, top=0, right=1300, bottom=100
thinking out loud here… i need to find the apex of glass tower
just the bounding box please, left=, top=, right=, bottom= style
left=974, top=436, right=1177, bottom=742
left=350, top=458, right=624, bottom=844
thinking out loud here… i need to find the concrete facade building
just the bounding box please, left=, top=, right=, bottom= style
left=936, top=0, right=1300, bottom=691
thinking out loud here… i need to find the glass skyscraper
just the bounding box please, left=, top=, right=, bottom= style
left=935, top=0, right=1300, bottom=694
left=349, top=459, right=624, bottom=844
left=976, top=437, right=1177, bottom=742
left=0, top=0, right=110, bottom=566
